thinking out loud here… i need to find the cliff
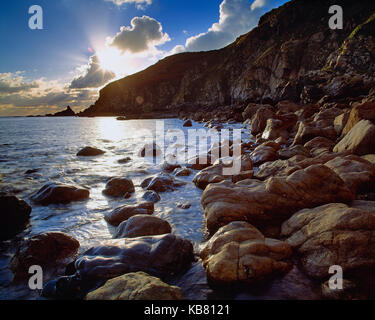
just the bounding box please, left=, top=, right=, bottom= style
left=79, top=0, right=375, bottom=118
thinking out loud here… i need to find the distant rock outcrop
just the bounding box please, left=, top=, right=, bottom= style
left=46, top=106, right=76, bottom=117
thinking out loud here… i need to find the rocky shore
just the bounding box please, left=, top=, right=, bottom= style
left=1, top=0, right=375, bottom=301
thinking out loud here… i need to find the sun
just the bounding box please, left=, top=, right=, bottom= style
left=96, top=47, right=129, bottom=78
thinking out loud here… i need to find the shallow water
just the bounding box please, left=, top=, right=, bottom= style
left=0, top=117, right=251, bottom=300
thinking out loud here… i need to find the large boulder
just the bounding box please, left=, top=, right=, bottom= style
left=304, top=137, right=336, bottom=152
left=31, top=183, right=90, bottom=205
left=10, top=232, right=79, bottom=279
left=105, top=202, right=154, bottom=226
left=0, top=194, right=31, bottom=240
left=202, top=164, right=354, bottom=234
left=250, top=144, right=278, bottom=167
left=114, top=215, right=171, bottom=239
left=77, top=147, right=105, bottom=157
left=102, top=178, right=135, bottom=198
left=200, top=222, right=292, bottom=285
left=325, top=155, right=375, bottom=193
left=334, top=120, right=375, bottom=156
left=86, top=272, right=183, bottom=300
left=278, top=145, right=311, bottom=160
left=334, top=111, right=350, bottom=135
left=293, top=121, right=336, bottom=146
left=142, top=190, right=161, bottom=203
left=281, top=201, right=375, bottom=279
left=75, top=234, right=193, bottom=281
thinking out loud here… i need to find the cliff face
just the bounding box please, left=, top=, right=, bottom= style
left=80, top=0, right=375, bottom=117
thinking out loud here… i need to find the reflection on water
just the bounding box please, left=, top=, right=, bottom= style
left=0, top=117, right=251, bottom=299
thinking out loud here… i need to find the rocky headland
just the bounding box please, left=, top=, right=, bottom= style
left=2, top=0, right=375, bottom=301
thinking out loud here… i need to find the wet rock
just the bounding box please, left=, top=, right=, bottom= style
left=103, top=177, right=135, bottom=197
left=139, top=143, right=162, bottom=158
left=173, top=167, right=192, bottom=177
left=74, top=234, right=194, bottom=282
left=183, top=120, right=193, bottom=127
left=177, top=202, right=192, bottom=210
left=281, top=201, right=375, bottom=279
left=116, top=117, right=127, bottom=121
left=31, top=182, right=90, bottom=205
left=105, top=202, right=154, bottom=227
left=10, top=232, right=79, bottom=279
left=313, top=107, right=343, bottom=125
left=86, top=272, right=183, bottom=300
left=200, top=222, right=292, bottom=285
left=25, top=169, right=39, bottom=175
left=232, top=170, right=254, bottom=183
left=0, top=194, right=31, bottom=240
left=362, top=154, right=375, bottom=165
left=334, top=120, right=375, bottom=156
left=186, top=154, right=215, bottom=170
left=142, top=190, right=161, bottom=203
left=142, top=173, right=186, bottom=193
left=77, top=147, right=105, bottom=157
left=325, top=155, right=375, bottom=193
left=114, top=215, right=171, bottom=239
left=118, top=157, right=131, bottom=164
left=202, top=164, right=354, bottom=234
left=161, top=161, right=181, bottom=173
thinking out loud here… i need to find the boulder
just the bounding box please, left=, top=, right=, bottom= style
left=278, top=145, right=311, bottom=160
left=313, top=108, right=343, bottom=125
left=304, top=137, right=336, bottom=151
left=142, top=190, right=161, bottom=203
left=281, top=201, right=375, bottom=279
left=114, top=215, right=171, bottom=239
left=10, top=232, right=79, bottom=279
left=103, top=177, right=135, bottom=198
left=31, top=182, right=89, bottom=205
left=325, top=155, right=375, bottom=193
left=251, top=107, right=276, bottom=136
left=173, top=167, right=192, bottom=177
left=86, top=272, right=183, bottom=300
left=334, top=120, right=375, bottom=156
left=105, top=202, right=154, bottom=227
left=118, top=157, right=132, bottom=164
left=334, top=111, right=350, bottom=135
left=0, top=194, right=31, bottom=240
left=77, top=147, right=105, bottom=157
left=250, top=144, right=278, bottom=166
left=232, top=170, right=254, bottom=183
left=261, top=119, right=289, bottom=141
left=75, top=234, right=193, bottom=281
left=293, top=121, right=336, bottom=146
left=362, top=154, right=375, bottom=165
left=161, top=161, right=181, bottom=173
left=200, top=222, right=292, bottom=285
left=242, top=103, right=272, bottom=121
left=342, top=102, right=375, bottom=135
left=202, top=164, right=354, bottom=234
left=141, top=173, right=186, bottom=192
left=139, top=143, right=162, bottom=158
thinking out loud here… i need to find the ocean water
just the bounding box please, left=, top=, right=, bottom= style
left=0, top=116, right=251, bottom=300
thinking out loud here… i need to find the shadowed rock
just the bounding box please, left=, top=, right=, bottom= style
left=0, top=193, right=31, bottom=240
left=200, top=222, right=292, bottom=285
left=105, top=202, right=154, bottom=226
left=86, top=272, right=183, bottom=300
left=31, top=182, right=89, bottom=205
left=77, top=147, right=105, bottom=157
left=10, top=232, right=79, bottom=279
left=103, top=177, right=135, bottom=197
left=114, top=215, right=171, bottom=239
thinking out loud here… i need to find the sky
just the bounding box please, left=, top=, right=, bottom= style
left=0, top=0, right=289, bottom=116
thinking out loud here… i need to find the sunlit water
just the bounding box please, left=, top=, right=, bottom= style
left=0, top=117, right=251, bottom=299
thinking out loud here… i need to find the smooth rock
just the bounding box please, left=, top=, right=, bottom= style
left=103, top=177, right=135, bottom=197
left=105, top=202, right=154, bottom=227
left=77, top=147, right=105, bottom=157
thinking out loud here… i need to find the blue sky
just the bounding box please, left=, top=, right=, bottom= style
left=0, top=0, right=288, bottom=116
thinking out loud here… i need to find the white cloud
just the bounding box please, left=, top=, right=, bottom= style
left=175, top=0, right=269, bottom=52
left=70, top=54, right=116, bottom=89
left=0, top=72, right=39, bottom=94
left=105, top=0, right=152, bottom=10
left=108, top=16, right=170, bottom=54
